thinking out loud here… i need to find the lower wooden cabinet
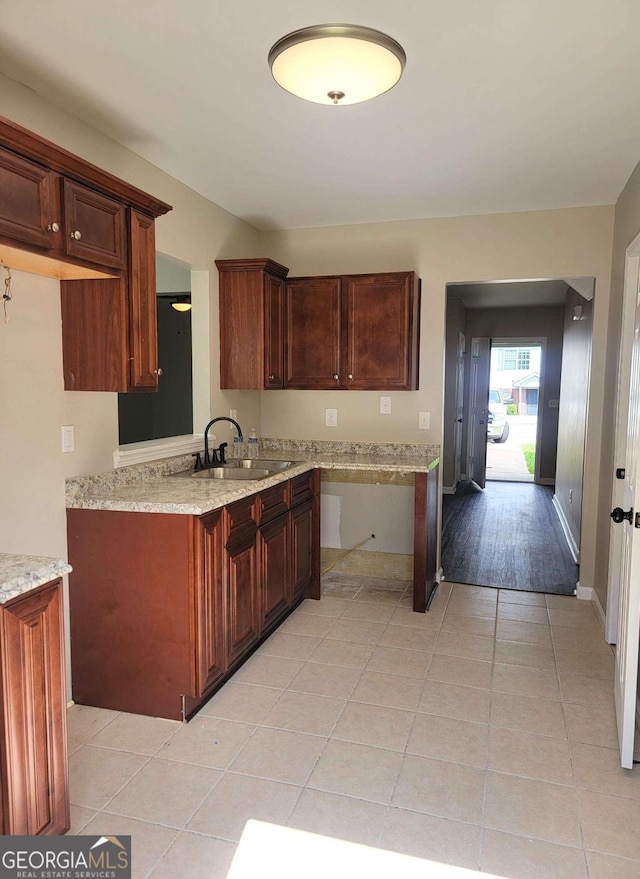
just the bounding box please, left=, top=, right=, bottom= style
left=0, top=579, right=69, bottom=835
left=67, top=471, right=320, bottom=721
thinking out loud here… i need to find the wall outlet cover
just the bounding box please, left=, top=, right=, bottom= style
left=380, top=396, right=392, bottom=414
left=325, top=408, right=338, bottom=427
left=419, top=412, right=430, bottom=430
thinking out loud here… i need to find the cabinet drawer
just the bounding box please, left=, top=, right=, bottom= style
left=290, top=470, right=315, bottom=508
left=256, top=481, right=290, bottom=525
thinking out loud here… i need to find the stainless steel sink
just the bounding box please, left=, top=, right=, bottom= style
left=225, top=459, right=295, bottom=470
left=190, top=467, right=271, bottom=480
left=167, top=458, right=300, bottom=481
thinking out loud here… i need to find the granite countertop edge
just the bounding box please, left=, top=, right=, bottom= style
left=66, top=441, right=440, bottom=516
left=0, top=554, right=72, bottom=605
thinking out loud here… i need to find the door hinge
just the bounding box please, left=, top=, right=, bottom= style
left=636, top=512, right=640, bottom=529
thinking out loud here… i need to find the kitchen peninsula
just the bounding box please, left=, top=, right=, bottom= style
left=66, top=440, right=439, bottom=721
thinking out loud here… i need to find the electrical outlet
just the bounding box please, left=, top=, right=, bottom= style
left=380, top=396, right=391, bottom=414
left=61, top=425, right=75, bottom=453
left=229, top=409, right=238, bottom=427
left=325, top=408, right=338, bottom=427
left=419, top=411, right=430, bottom=430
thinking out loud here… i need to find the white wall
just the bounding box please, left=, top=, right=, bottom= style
left=260, top=206, right=615, bottom=593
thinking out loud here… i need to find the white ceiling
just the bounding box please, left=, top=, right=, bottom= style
left=2, top=0, right=639, bottom=231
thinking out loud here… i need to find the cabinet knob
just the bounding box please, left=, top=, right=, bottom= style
left=269, top=374, right=276, bottom=381
left=333, top=374, right=339, bottom=381
left=348, top=373, right=353, bottom=380
left=47, top=222, right=60, bottom=233
left=70, top=230, right=82, bottom=240
left=154, top=367, right=163, bottom=376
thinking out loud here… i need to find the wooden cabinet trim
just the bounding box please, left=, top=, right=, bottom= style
left=0, top=115, right=171, bottom=218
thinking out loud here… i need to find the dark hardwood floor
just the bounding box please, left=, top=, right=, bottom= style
left=441, top=480, right=579, bottom=595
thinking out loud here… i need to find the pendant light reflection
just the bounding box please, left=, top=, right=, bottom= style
left=268, top=24, right=406, bottom=106
left=171, top=295, right=191, bottom=313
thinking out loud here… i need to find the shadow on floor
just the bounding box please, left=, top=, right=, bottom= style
left=441, top=480, right=578, bottom=595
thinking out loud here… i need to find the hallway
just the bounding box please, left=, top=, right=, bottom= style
left=441, top=481, right=578, bottom=594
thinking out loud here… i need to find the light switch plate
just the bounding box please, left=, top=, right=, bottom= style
left=418, top=412, right=430, bottom=430
left=325, top=408, right=338, bottom=427
left=61, top=425, right=75, bottom=453
left=380, top=396, right=391, bottom=414
left=229, top=408, right=238, bottom=426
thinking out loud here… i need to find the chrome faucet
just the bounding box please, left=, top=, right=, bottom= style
left=202, top=417, right=244, bottom=468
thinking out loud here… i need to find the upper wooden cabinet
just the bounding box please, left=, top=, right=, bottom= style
left=0, top=149, right=58, bottom=252
left=0, top=115, right=172, bottom=392
left=218, top=261, right=421, bottom=391
left=217, top=258, right=289, bottom=389
left=285, top=271, right=421, bottom=390
left=62, top=179, right=127, bottom=270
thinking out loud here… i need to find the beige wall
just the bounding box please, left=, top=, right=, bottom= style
left=0, top=75, right=261, bottom=692
left=555, top=290, right=593, bottom=555
left=597, top=158, right=640, bottom=611
left=260, top=206, right=615, bottom=592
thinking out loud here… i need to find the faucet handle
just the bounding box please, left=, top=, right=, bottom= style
left=217, top=442, right=228, bottom=465
left=191, top=452, right=203, bottom=471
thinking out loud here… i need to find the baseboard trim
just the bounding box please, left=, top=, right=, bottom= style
left=576, top=582, right=593, bottom=602
left=436, top=567, right=444, bottom=583
left=552, top=494, right=580, bottom=563
left=591, top=587, right=607, bottom=632
left=442, top=485, right=456, bottom=495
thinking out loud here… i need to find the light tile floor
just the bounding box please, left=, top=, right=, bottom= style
left=67, top=575, right=640, bottom=879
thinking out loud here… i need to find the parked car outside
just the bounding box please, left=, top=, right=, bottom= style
left=487, top=389, right=510, bottom=443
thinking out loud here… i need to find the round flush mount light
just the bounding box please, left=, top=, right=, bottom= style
left=268, top=24, right=406, bottom=106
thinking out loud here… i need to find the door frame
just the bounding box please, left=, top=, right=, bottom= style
left=488, top=336, right=547, bottom=485
left=606, top=231, right=640, bottom=644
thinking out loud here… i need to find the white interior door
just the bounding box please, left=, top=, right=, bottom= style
left=613, top=255, right=640, bottom=769
left=467, top=337, right=491, bottom=490
left=453, top=332, right=466, bottom=486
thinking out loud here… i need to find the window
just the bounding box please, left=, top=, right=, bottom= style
left=497, top=348, right=530, bottom=371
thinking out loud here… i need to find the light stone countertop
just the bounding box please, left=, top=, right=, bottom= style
left=66, top=440, right=440, bottom=517
left=0, top=554, right=72, bottom=604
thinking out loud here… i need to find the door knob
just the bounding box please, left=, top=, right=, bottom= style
left=611, top=507, right=633, bottom=524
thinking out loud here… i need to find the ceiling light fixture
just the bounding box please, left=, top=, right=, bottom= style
left=171, top=295, right=191, bottom=312
left=268, top=24, right=406, bottom=106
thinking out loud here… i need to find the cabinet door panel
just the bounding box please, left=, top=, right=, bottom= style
left=345, top=273, right=419, bottom=390
left=128, top=210, right=159, bottom=389
left=0, top=581, right=69, bottom=835
left=265, top=273, right=285, bottom=388
left=224, top=499, right=260, bottom=665
left=0, top=149, right=58, bottom=250
left=195, top=511, right=226, bottom=696
left=285, top=277, right=341, bottom=389
left=260, top=514, right=291, bottom=630
left=291, top=500, right=314, bottom=601
left=61, top=277, right=129, bottom=391
left=63, top=179, right=126, bottom=269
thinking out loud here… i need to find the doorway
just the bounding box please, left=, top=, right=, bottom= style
left=486, top=340, right=543, bottom=484
left=442, top=278, right=593, bottom=594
